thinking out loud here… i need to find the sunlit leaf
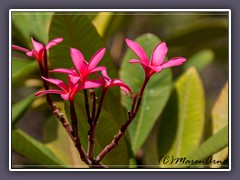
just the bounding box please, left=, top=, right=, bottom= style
left=12, top=12, right=53, bottom=47
left=43, top=113, right=88, bottom=168
left=187, top=125, right=228, bottom=168
left=158, top=67, right=205, bottom=168
left=12, top=129, right=64, bottom=167
left=211, top=82, right=228, bottom=168
left=92, top=12, right=113, bottom=36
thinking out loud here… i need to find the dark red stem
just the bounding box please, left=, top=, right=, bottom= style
left=95, top=77, right=149, bottom=163
left=88, top=90, right=97, bottom=160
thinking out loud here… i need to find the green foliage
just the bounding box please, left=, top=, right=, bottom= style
left=211, top=82, right=228, bottom=168
left=187, top=125, right=228, bottom=167
left=12, top=129, right=64, bottom=167
left=48, top=13, right=117, bottom=81
left=184, top=49, right=215, bottom=72
left=12, top=12, right=53, bottom=47
left=12, top=93, right=35, bottom=127
left=12, top=58, right=39, bottom=84
left=158, top=67, right=205, bottom=167
left=120, top=33, right=172, bottom=153
left=43, top=114, right=88, bottom=168
left=165, top=18, right=228, bottom=63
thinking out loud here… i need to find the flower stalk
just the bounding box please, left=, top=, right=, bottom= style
left=95, top=76, right=149, bottom=163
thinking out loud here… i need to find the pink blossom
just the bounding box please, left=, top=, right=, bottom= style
left=100, top=70, right=132, bottom=95
left=35, top=75, right=102, bottom=101
left=50, top=48, right=106, bottom=82
left=125, top=38, right=186, bottom=78
left=12, top=37, right=63, bottom=63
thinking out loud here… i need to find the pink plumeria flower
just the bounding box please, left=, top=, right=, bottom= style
left=50, top=47, right=106, bottom=82
left=35, top=75, right=102, bottom=101
left=100, top=69, right=132, bottom=96
left=125, top=38, right=186, bottom=78
left=12, top=37, right=63, bottom=63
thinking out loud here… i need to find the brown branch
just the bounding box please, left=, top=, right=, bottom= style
left=95, top=77, right=150, bottom=163
left=39, top=51, right=91, bottom=166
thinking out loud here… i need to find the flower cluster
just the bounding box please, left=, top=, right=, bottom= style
left=12, top=36, right=186, bottom=167
left=125, top=38, right=186, bottom=78
left=12, top=38, right=132, bottom=102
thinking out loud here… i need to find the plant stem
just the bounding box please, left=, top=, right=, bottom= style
left=94, top=88, right=107, bottom=123
left=84, top=89, right=91, bottom=124
left=88, top=90, right=96, bottom=160
left=69, top=99, right=92, bottom=165
left=42, top=50, right=53, bottom=108
left=90, top=89, right=96, bottom=120
left=95, top=77, right=149, bottom=163
left=40, top=52, right=91, bottom=166
left=88, top=88, right=106, bottom=162
left=133, top=77, right=149, bottom=115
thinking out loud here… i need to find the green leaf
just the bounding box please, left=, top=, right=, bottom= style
left=12, top=12, right=53, bottom=47
left=12, top=58, right=39, bottom=84
left=12, top=129, right=64, bottom=167
left=211, top=82, right=228, bottom=168
left=92, top=12, right=114, bottom=37
left=187, top=125, right=228, bottom=168
left=48, top=13, right=117, bottom=81
left=212, top=82, right=228, bottom=134
left=12, top=94, right=35, bottom=127
left=65, top=92, right=130, bottom=167
left=43, top=113, right=88, bottom=168
left=166, top=18, right=228, bottom=47
left=158, top=67, right=205, bottom=167
left=183, top=49, right=215, bottom=72
left=165, top=18, right=228, bottom=63
left=120, top=33, right=172, bottom=153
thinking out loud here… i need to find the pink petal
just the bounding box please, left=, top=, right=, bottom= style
left=161, top=57, right=187, bottom=69
left=81, top=79, right=103, bottom=89
left=41, top=76, right=68, bottom=92
left=88, top=48, right=106, bottom=71
left=26, top=51, right=33, bottom=57
left=68, top=75, right=80, bottom=90
left=150, top=42, right=168, bottom=66
left=79, top=60, right=88, bottom=76
left=101, top=69, right=111, bottom=81
left=90, top=66, right=106, bottom=73
left=125, top=38, right=149, bottom=65
left=69, top=75, right=81, bottom=85
left=50, top=68, right=78, bottom=76
left=12, top=45, right=30, bottom=53
left=120, top=86, right=132, bottom=96
left=35, top=89, right=65, bottom=96
left=148, top=65, right=162, bottom=73
left=68, top=82, right=79, bottom=99
left=129, top=59, right=141, bottom=64
left=31, top=38, right=44, bottom=52
left=46, top=38, right=63, bottom=50
left=109, top=79, right=132, bottom=95
left=61, top=94, right=69, bottom=101
left=70, top=48, right=85, bottom=73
